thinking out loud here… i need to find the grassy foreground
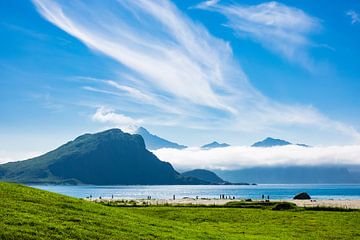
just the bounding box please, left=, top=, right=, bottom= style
left=0, top=182, right=359, bottom=239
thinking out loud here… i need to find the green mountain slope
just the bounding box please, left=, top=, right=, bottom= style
left=0, top=129, right=202, bottom=185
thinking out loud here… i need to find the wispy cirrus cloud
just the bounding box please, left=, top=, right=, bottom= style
left=196, top=1, right=321, bottom=70
left=33, top=0, right=235, bottom=113
left=32, top=0, right=360, bottom=144
left=347, top=10, right=360, bottom=24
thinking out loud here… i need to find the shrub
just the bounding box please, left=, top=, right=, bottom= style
left=272, top=202, right=296, bottom=211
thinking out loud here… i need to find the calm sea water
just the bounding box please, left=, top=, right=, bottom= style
left=30, top=184, right=360, bottom=200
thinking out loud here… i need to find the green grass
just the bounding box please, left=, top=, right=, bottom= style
left=0, top=182, right=359, bottom=239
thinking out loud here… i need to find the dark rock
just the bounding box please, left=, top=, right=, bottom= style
left=293, top=192, right=311, bottom=200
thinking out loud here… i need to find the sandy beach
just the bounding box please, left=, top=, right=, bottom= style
left=288, top=199, right=360, bottom=209
left=92, top=198, right=360, bottom=209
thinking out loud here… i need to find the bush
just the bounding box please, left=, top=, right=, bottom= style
left=272, top=202, right=297, bottom=211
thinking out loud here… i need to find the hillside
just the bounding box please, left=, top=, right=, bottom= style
left=0, top=182, right=359, bottom=239
left=0, top=129, right=202, bottom=185
left=182, top=169, right=227, bottom=184
left=135, top=127, right=187, bottom=150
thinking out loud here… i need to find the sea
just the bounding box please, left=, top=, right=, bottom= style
left=30, top=184, right=360, bottom=200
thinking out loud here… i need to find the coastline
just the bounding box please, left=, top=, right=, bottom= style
left=90, top=198, right=360, bottom=209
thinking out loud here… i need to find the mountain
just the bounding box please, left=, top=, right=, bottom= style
left=182, top=169, right=228, bottom=184
left=0, top=129, right=205, bottom=185
left=135, top=127, right=187, bottom=150
left=215, top=166, right=360, bottom=184
left=251, top=137, right=291, bottom=147
left=201, top=141, right=230, bottom=149
left=252, top=137, right=310, bottom=147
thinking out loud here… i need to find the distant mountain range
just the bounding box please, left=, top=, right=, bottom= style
left=1, top=128, right=357, bottom=184
left=0, top=129, right=202, bottom=185
left=135, top=128, right=308, bottom=150
left=251, top=137, right=310, bottom=147
left=135, top=127, right=187, bottom=150
left=201, top=141, right=230, bottom=149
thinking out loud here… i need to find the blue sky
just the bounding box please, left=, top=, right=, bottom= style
left=1, top=0, right=360, bottom=162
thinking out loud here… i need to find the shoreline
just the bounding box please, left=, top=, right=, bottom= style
left=90, top=198, right=360, bottom=209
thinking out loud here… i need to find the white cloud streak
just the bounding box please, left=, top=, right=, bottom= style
left=92, top=107, right=143, bottom=131
left=347, top=10, right=360, bottom=24
left=196, top=1, right=320, bottom=69
left=32, top=0, right=360, bottom=144
left=33, top=0, right=234, bottom=113
left=154, top=145, right=360, bottom=171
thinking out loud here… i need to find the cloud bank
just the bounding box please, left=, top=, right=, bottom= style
left=33, top=0, right=360, bottom=144
left=154, top=145, right=360, bottom=171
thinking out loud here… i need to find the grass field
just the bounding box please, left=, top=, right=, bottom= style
left=0, top=182, right=359, bottom=239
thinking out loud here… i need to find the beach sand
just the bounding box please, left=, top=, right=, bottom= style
left=92, top=198, right=360, bottom=209
left=288, top=199, right=360, bottom=209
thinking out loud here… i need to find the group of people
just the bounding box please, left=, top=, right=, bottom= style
left=261, top=194, right=270, bottom=201
left=220, top=194, right=236, bottom=199
left=86, top=194, right=271, bottom=201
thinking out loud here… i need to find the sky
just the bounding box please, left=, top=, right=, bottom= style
left=1, top=0, right=360, bottom=166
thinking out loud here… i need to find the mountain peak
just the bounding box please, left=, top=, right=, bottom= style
left=252, top=137, right=291, bottom=147
left=252, top=137, right=310, bottom=148
left=201, top=141, right=230, bottom=149
left=136, top=127, right=149, bottom=134
left=135, top=127, right=187, bottom=150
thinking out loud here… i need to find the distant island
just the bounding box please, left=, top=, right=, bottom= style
left=182, top=169, right=228, bottom=184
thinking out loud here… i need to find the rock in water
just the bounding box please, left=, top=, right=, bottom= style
left=293, top=192, right=311, bottom=200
